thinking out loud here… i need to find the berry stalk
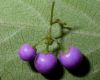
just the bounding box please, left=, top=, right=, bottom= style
left=50, top=1, right=55, bottom=25
left=45, top=1, right=55, bottom=52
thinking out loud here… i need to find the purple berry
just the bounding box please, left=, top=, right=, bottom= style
left=18, top=44, right=37, bottom=61
left=34, top=53, right=57, bottom=74
left=59, top=46, right=83, bottom=69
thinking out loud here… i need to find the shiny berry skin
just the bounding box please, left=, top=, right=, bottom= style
left=59, top=46, right=83, bottom=69
left=18, top=44, right=37, bottom=61
left=34, top=53, right=57, bottom=74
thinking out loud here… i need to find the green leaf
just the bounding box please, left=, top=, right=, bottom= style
left=0, top=0, right=100, bottom=80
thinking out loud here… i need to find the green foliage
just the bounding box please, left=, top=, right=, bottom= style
left=0, top=0, right=100, bottom=80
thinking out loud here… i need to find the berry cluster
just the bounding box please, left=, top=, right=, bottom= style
left=18, top=2, right=83, bottom=74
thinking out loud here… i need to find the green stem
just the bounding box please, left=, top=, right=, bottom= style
left=44, top=1, right=55, bottom=52
left=49, top=1, right=55, bottom=36
left=50, top=1, right=55, bottom=25
left=46, top=44, right=49, bottom=52
left=49, top=1, right=55, bottom=38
